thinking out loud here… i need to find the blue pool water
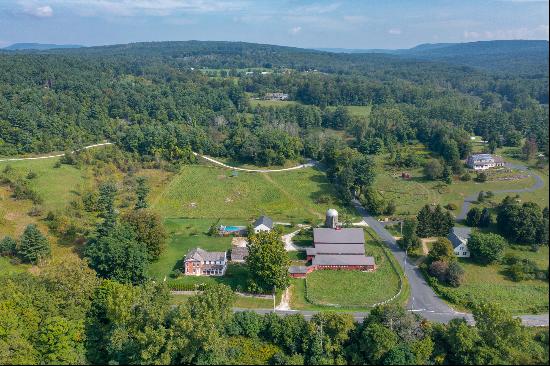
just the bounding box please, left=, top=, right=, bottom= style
left=224, top=226, right=242, bottom=232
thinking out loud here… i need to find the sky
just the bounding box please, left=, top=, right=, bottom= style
left=0, top=0, right=548, bottom=49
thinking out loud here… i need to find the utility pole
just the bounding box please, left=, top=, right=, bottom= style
left=273, top=285, right=276, bottom=311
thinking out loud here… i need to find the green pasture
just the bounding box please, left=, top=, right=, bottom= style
left=152, top=164, right=357, bottom=223
left=441, top=246, right=549, bottom=314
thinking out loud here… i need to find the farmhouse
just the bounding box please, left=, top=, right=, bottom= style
left=184, top=248, right=227, bottom=276
left=253, top=215, right=273, bottom=233
left=467, top=154, right=505, bottom=170
left=448, top=227, right=471, bottom=258
left=264, top=92, right=288, bottom=100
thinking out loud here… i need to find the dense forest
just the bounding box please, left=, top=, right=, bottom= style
left=0, top=41, right=548, bottom=163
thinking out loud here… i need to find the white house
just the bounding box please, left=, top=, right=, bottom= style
left=466, top=154, right=505, bottom=171
left=448, top=227, right=471, bottom=258
left=253, top=215, right=273, bottom=234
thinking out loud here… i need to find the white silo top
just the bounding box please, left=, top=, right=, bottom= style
left=326, top=208, right=338, bottom=217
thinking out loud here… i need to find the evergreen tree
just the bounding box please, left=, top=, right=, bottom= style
left=466, top=207, right=483, bottom=227
left=443, top=164, right=453, bottom=185
left=479, top=208, right=492, bottom=227
left=96, top=182, right=118, bottom=237
left=18, top=224, right=51, bottom=264
left=416, top=205, right=433, bottom=238
left=134, top=177, right=149, bottom=210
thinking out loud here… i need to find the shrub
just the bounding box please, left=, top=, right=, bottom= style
left=460, top=172, right=472, bottom=181
left=446, top=261, right=465, bottom=287
left=28, top=205, right=43, bottom=217
left=445, top=203, right=458, bottom=211
left=26, top=171, right=37, bottom=179
left=384, top=200, right=397, bottom=215
left=53, top=160, right=62, bottom=168
left=170, top=268, right=182, bottom=278
left=475, top=172, right=488, bottom=182
left=429, top=260, right=449, bottom=282
left=424, top=159, right=444, bottom=180
left=0, top=236, right=17, bottom=257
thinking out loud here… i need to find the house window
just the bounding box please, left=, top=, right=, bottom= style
left=463, top=252, right=467, bottom=255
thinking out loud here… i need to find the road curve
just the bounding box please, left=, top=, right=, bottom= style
left=0, top=142, right=114, bottom=163
left=457, top=163, right=545, bottom=221
left=192, top=152, right=316, bottom=173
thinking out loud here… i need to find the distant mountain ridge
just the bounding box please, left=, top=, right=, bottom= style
left=316, top=40, right=549, bottom=74
left=4, top=43, right=84, bottom=50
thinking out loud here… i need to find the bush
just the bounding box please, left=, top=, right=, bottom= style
left=170, top=268, right=182, bottom=278
left=445, top=203, right=458, bottom=211
left=28, top=205, right=43, bottom=217
left=26, top=171, right=37, bottom=179
left=475, top=172, right=488, bottom=182
left=446, top=261, right=465, bottom=287
left=460, top=172, right=472, bottom=181
left=468, top=231, right=506, bottom=264
left=429, top=260, right=449, bottom=282
left=384, top=200, right=397, bottom=215
left=0, top=236, right=17, bottom=257
left=53, top=160, right=62, bottom=168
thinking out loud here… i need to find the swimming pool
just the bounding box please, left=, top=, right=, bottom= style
left=224, top=226, right=244, bottom=232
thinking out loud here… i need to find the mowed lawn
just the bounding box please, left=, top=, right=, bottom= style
left=293, top=234, right=401, bottom=309
left=152, top=165, right=356, bottom=223
left=148, top=218, right=233, bottom=280
left=442, top=246, right=549, bottom=314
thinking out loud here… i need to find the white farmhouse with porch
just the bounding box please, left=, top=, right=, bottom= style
left=448, top=227, right=471, bottom=258
left=466, top=154, right=505, bottom=171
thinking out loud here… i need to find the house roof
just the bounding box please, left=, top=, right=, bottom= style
left=308, top=243, right=365, bottom=255
left=448, top=227, right=472, bottom=248
left=185, top=248, right=226, bottom=262
left=231, top=247, right=249, bottom=261
left=312, top=255, right=375, bottom=266
left=254, top=215, right=273, bottom=229
left=313, top=228, right=364, bottom=244
left=288, top=265, right=308, bottom=274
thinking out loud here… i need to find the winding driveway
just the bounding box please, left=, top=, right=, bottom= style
left=456, top=163, right=545, bottom=221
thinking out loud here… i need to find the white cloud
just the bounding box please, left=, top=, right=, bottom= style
left=293, top=2, right=341, bottom=15
left=43, top=0, right=243, bottom=17
left=463, top=25, right=549, bottom=40
left=20, top=3, right=54, bottom=17
left=388, top=28, right=402, bottom=35
left=289, top=26, right=302, bottom=35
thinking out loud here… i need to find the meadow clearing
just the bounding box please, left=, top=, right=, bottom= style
left=438, top=245, right=549, bottom=315
left=151, top=164, right=357, bottom=223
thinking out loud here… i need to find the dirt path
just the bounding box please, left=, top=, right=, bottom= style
left=275, top=288, right=292, bottom=311
left=0, top=142, right=113, bottom=162
left=193, top=152, right=316, bottom=173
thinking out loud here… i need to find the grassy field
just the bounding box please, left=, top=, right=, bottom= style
left=249, top=99, right=301, bottom=108
left=440, top=246, right=549, bottom=314
left=290, top=228, right=404, bottom=309
left=152, top=164, right=357, bottom=223
left=371, top=144, right=547, bottom=218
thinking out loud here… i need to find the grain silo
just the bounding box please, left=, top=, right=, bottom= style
left=325, top=208, right=338, bottom=229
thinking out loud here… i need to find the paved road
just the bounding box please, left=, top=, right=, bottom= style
left=350, top=199, right=475, bottom=323
left=456, top=163, right=545, bottom=221
left=192, top=152, right=316, bottom=173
